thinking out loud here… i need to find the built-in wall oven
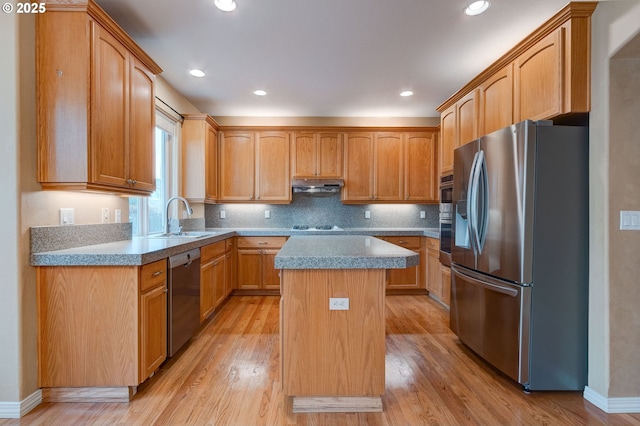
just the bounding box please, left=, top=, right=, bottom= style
left=439, top=174, right=453, bottom=266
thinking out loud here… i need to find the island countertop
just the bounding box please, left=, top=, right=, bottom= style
left=274, top=235, right=419, bottom=269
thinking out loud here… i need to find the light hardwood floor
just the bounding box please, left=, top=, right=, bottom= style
left=9, top=295, right=640, bottom=425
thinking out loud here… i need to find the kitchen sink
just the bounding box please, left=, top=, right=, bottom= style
left=147, top=231, right=218, bottom=239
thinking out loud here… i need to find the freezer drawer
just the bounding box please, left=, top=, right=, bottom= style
left=450, top=264, right=531, bottom=385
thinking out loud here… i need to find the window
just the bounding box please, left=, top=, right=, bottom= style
left=129, top=109, right=179, bottom=236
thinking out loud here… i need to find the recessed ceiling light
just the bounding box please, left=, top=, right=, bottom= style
left=400, top=90, right=414, bottom=97
left=254, top=89, right=267, bottom=96
left=465, top=0, right=490, bottom=16
left=214, top=0, right=236, bottom=12
left=189, top=69, right=205, bottom=78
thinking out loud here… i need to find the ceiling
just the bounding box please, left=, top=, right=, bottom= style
left=95, top=0, right=581, bottom=118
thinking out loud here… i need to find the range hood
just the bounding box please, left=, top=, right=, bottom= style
left=291, top=178, right=344, bottom=195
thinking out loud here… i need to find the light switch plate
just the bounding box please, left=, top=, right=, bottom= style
left=420, top=211, right=426, bottom=219
left=101, top=208, right=110, bottom=223
left=365, top=210, right=371, bottom=219
left=114, top=209, right=122, bottom=223
left=220, top=210, right=226, bottom=219
left=620, top=211, right=640, bottom=230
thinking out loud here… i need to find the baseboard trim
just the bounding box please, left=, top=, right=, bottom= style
left=584, top=386, right=640, bottom=413
left=0, top=389, right=42, bottom=419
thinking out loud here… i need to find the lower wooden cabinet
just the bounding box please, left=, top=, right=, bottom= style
left=36, top=259, right=168, bottom=401
left=236, top=237, right=287, bottom=291
left=201, top=238, right=236, bottom=322
left=440, top=264, right=451, bottom=307
left=378, top=236, right=425, bottom=291
left=426, top=237, right=444, bottom=301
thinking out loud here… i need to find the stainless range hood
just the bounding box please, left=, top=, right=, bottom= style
left=291, top=178, right=344, bottom=195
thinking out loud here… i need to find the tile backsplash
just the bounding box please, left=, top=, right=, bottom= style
left=205, top=193, right=439, bottom=228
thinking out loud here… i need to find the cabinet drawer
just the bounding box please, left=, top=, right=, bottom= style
left=225, top=237, right=235, bottom=252
left=237, top=236, right=287, bottom=249
left=426, top=237, right=439, bottom=251
left=380, top=236, right=421, bottom=248
left=202, top=241, right=226, bottom=263
left=140, top=259, right=167, bottom=293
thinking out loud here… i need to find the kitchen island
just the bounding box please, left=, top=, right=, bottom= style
left=275, top=235, right=418, bottom=413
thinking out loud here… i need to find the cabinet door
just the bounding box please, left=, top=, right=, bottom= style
left=128, top=57, right=156, bottom=191
left=514, top=28, right=564, bottom=121
left=256, top=132, right=291, bottom=202
left=440, top=265, right=451, bottom=307
left=405, top=132, right=437, bottom=202
left=374, top=133, right=404, bottom=201
left=426, top=239, right=442, bottom=299
left=236, top=249, right=262, bottom=290
left=200, top=259, right=216, bottom=321
left=212, top=256, right=227, bottom=310
left=262, top=249, right=281, bottom=291
left=139, top=283, right=167, bottom=382
left=292, top=133, right=316, bottom=177
left=387, top=254, right=421, bottom=289
left=479, top=64, right=514, bottom=136
left=225, top=249, right=235, bottom=297
left=343, top=133, right=374, bottom=201
left=91, top=22, right=129, bottom=187
left=440, top=106, right=456, bottom=175
left=219, top=132, right=255, bottom=201
left=317, top=133, right=343, bottom=178
left=205, top=125, right=218, bottom=201
left=457, top=90, right=479, bottom=148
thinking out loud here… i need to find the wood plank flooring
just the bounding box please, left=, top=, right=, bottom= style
left=8, top=295, right=640, bottom=425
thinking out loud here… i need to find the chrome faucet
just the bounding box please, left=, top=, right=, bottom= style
left=165, top=196, right=193, bottom=235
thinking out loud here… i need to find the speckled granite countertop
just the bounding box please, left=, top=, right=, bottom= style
left=31, top=227, right=438, bottom=266
left=275, top=235, right=419, bottom=269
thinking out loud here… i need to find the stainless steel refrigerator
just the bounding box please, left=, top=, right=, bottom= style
left=450, top=120, right=588, bottom=392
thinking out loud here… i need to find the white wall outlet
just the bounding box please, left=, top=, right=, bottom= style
left=101, top=208, right=110, bottom=223
left=59, top=208, right=74, bottom=225
left=365, top=210, right=371, bottom=219
left=329, top=298, right=349, bottom=310
left=620, top=210, right=640, bottom=230
left=265, top=210, right=270, bottom=219
left=114, top=209, right=122, bottom=223
left=220, top=210, right=226, bottom=219
left=420, top=211, right=426, bottom=219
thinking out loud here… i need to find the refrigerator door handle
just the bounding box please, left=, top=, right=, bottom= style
left=475, top=150, right=489, bottom=253
left=452, top=264, right=519, bottom=297
left=467, top=151, right=480, bottom=254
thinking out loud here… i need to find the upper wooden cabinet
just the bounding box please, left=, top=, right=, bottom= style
left=439, top=91, right=477, bottom=176
left=36, top=0, right=162, bottom=195
left=343, top=131, right=438, bottom=203
left=219, top=130, right=291, bottom=203
left=436, top=2, right=595, bottom=176
left=182, top=114, right=219, bottom=203
left=292, top=132, right=343, bottom=178
left=479, top=64, right=514, bottom=136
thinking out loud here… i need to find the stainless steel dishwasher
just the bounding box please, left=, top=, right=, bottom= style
left=168, top=248, right=201, bottom=357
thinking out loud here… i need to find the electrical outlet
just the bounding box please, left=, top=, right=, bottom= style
left=620, top=211, right=640, bottom=230
left=420, top=211, right=426, bottom=219
left=329, top=298, right=349, bottom=310
left=265, top=210, right=270, bottom=219
left=220, top=210, right=226, bottom=219
left=101, top=208, right=110, bottom=223
left=365, top=210, right=371, bottom=219
left=59, top=208, right=74, bottom=225
left=114, top=209, right=122, bottom=223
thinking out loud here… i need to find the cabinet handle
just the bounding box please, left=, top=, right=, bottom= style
left=163, top=289, right=168, bottom=293
left=398, top=241, right=406, bottom=245
left=132, top=179, right=137, bottom=186
left=152, top=271, right=163, bottom=277
left=126, top=178, right=133, bottom=186
left=258, top=242, right=268, bottom=245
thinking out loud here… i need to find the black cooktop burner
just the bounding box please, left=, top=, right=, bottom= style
left=315, top=225, right=333, bottom=230
left=292, top=225, right=309, bottom=230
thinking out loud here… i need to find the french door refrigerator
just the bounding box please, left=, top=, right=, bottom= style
left=450, top=120, right=588, bottom=392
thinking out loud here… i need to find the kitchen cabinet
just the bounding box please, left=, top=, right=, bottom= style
left=514, top=28, right=564, bottom=122
left=343, top=131, right=437, bottom=203
left=36, top=1, right=162, bottom=195
left=378, top=236, right=425, bottom=292
left=440, top=264, right=451, bottom=307
left=437, top=3, right=595, bottom=174
left=225, top=238, right=236, bottom=296
left=479, top=64, right=514, bottom=136
left=37, top=259, right=167, bottom=402
left=182, top=114, right=220, bottom=203
left=219, top=131, right=291, bottom=203
left=200, top=241, right=226, bottom=322
left=236, top=237, right=287, bottom=292
left=425, top=237, right=443, bottom=302
left=292, top=132, right=343, bottom=178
